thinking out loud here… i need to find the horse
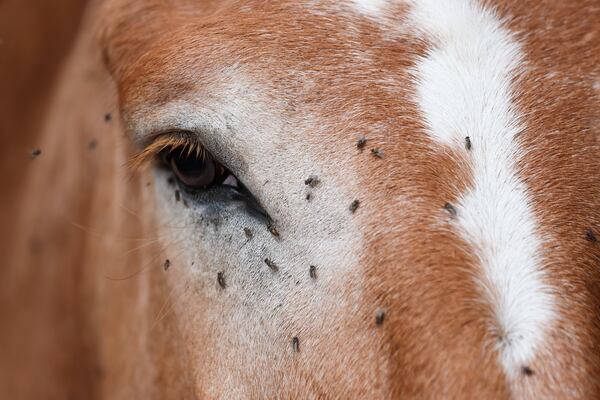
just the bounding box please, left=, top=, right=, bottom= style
left=1, top=0, right=599, bottom=398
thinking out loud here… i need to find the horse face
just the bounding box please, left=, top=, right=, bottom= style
left=95, top=0, right=600, bottom=398
left=101, top=1, right=398, bottom=397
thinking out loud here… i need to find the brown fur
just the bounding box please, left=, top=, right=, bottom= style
left=1, top=0, right=598, bottom=398
left=496, top=1, right=600, bottom=397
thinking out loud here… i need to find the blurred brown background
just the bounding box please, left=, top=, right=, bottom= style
left=0, top=0, right=89, bottom=395
left=0, top=0, right=88, bottom=256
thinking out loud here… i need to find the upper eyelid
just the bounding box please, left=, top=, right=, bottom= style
left=129, top=132, right=205, bottom=170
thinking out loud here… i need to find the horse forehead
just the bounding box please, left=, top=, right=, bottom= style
left=101, top=0, right=414, bottom=121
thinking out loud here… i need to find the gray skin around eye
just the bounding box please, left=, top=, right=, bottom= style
left=172, top=179, right=270, bottom=225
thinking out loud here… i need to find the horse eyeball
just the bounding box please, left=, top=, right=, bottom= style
left=167, top=145, right=233, bottom=190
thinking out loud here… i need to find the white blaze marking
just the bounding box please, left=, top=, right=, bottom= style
left=411, top=0, right=555, bottom=377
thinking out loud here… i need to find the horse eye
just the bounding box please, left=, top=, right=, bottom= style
left=165, top=147, right=236, bottom=190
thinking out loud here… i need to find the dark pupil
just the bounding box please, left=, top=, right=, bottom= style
left=175, top=152, right=205, bottom=174
left=170, top=148, right=216, bottom=188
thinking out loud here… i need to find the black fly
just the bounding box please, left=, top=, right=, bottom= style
left=585, top=229, right=597, bottom=243
left=217, top=272, right=226, bottom=289
left=371, top=148, right=384, bottom=159
left=444, top=202, right=458, bottom=217
left=267, top=222, right=280, bottom=238
left=304, top=175, right=320, bottom=188
left=264, top=258, right=279, bottom=272
left=30, top=149, right=42, bottom=159
left=309, top=265, right=317, bottom=279
left=357, top=136, right=367, bottom=150
left=292, top=336, right=300, bottom=353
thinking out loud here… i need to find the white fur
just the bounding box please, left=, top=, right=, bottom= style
left=410, top=0, right=555, bottom=378
left=351, top=0, right=387, bottom=16
left=128, top=69, right=373, bottom=395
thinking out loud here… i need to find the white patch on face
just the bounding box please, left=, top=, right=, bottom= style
left=128, top=70, right=372, bottom=396
left=410, top=0, right=556, bottom=379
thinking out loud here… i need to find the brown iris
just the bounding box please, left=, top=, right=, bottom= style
left=166, top=146, right=229, bottom=189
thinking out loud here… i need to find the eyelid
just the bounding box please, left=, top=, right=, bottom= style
left=129, top=132, right=206, bottom=170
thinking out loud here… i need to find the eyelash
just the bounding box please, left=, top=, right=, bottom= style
left=131, top=133, right=237, bottom=191
left=130, top=133, right=206, bottom=170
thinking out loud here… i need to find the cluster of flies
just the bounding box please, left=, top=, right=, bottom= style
left=75, top=113, right=595, bottom=372
left=207, top=134, right=389, bottom=354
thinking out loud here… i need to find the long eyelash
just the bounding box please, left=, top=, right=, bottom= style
left=129, top=135, right=207, bottom=170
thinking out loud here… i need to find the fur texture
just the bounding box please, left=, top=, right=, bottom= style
left=1, top=0, right=599, bottom=399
